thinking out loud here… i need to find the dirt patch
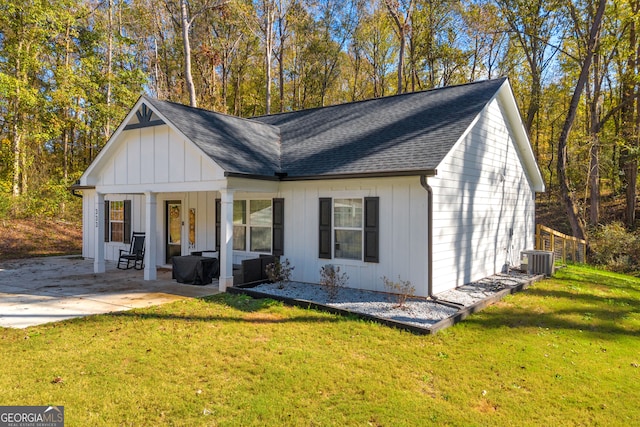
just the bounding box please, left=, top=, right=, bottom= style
left=0, top=219, right=82, bottom=261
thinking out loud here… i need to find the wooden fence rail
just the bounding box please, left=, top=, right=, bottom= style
left=535, top=224, right=587, bottom=265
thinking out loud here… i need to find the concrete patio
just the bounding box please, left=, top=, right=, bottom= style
left=0, top=256, right=219, bottom=329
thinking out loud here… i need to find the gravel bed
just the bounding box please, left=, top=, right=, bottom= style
left=249, top=271, right=540, bottom=331
left=436, top=271, right=540, bottom=307
left=251, top=281, right=459, bottom=328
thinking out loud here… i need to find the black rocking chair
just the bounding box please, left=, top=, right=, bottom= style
left=117, top=232, right=146, bottom=270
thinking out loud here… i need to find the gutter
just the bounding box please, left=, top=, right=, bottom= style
left=225, top=169, right=437, bottom=182
left=420, top=175, right=465, bottom=310
left=69, top=182, right=96, bottom=199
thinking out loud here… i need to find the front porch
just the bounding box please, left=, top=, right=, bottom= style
left=88, top=185, right=280, bottom=293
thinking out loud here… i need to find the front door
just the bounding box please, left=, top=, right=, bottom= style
left=166, top=201, right=182, bottom=263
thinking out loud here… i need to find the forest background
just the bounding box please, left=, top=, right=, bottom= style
left=1, top=0, right=639, bottom=270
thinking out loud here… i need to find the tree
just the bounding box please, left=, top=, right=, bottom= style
left=619, top=0, right=640, bottom=227
left=556, top=0, right=607, bottom=241
left=497, top=0, right=562, bottom=134
left=0, top=0, right=53, bottom=196
left=383, top=0, right=415, bottom=94
left=164, top=0, right=226, bottom=107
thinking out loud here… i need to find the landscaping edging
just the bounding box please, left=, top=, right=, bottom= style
left=227, top=274, right=545, bottom=334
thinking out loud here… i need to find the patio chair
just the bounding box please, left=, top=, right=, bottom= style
left=117, top=232, right=146, bottom=270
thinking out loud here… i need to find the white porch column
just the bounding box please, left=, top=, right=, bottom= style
left=144, top=191, right=157, bottom=280
left=219, top=189, right=234, bottom=292
left=94, top=192, right=106, bottom=274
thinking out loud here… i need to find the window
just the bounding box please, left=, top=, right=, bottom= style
left=110, top=201, right=125, bottom=242
left=105, top=200, right=131, bottom=243
left=334, top=198, right=363, bottom=260
left=233, top=199, right=272, bottom=253
left=216, top=198, right=284, bottom=255
left=233, top=200, right=247, bottom=250
left=249, top=200, right=272, bottom=252
left=319, top=197, right=379, bottom=262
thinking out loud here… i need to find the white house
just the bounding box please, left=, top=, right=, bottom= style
left=74, top=77, right=545, bottom=297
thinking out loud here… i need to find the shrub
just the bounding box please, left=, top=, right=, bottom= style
left=265, top=258, right=294, bottom=289
left=319, top=264, right=348, bottom=301
left=589, top=222, right=640, bottom=273
left=382, top=276, right=416, bottom=309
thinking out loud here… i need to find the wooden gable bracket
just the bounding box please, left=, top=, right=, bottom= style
left=124, top=103, right=165, bottom=130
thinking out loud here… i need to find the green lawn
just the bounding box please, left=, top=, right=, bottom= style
left=1, top=265, right=639, bottom=426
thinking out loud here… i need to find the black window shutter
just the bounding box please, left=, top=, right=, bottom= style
left=104, top=200, right=110, bottom=242
left=215, top=198, right=221, bottom=252
left=319, top=198, right=332, bottom=259
left=123, top=200, right=132, bottom=244
left=272, top=198, right=284, bottom=256
left=364, top=197, right=379, bottom=263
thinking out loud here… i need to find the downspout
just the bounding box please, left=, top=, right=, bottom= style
left=420, top=175, right=464, bottom=310
left=419, top=176, right=434, bottom=299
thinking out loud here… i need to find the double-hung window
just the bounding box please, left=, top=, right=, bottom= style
left=216, top=198, right=284, bottom=256
left=110, top=201, right=125, bottom=242
left=334, top=199, right=363, bottom=260
left=319, top=197, right=379, bottom=262
left=233, top=200, right=272, bottom=253
left=104, top=200, right=131, bottom=243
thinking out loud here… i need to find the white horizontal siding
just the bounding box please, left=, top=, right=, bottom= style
left=430, top=98, right=535, bottom=293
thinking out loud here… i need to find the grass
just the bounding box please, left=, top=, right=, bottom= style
left=1, top=265, right=639, bottom=426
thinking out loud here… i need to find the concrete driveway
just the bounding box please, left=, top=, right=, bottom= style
left=0, top=256, right=219, bottom=328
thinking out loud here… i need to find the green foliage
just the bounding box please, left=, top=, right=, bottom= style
left=0, top=0, right=636, bottom=233
left=589, top=222, right=640, bottom=274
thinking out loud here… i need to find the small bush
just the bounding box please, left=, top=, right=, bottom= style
left=382, top=276, right=416, bottom=309
left=265, top=258, right=294, bottom=289
left=319, top=264, right=348, bottom=301
left=589, top=222, right=640, bottom=273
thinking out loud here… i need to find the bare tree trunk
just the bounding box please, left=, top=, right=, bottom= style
left=624, top=5, right=639, bottom=227
left=383, top=0, right=414, bottom=95
left=11, top=51, right=22, bottom=197
left=621, top=12, right=637, bottom=228
left=589, top=136, right=600, bottom=225
left=589, top=52, right=602, bottom=225
left=11, top=119, right=21, bottom=197
left=181, top=0, right=197, bottom=107
left=106, top=0, right=113, bottom=136
left=557, top=0, right=606, bottom=241
left=397, top=32, right=405, bottom=94
left=262, top=0, right=275, bottom=114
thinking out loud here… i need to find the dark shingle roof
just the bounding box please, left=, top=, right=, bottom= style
left=144, top=78, right=506, bottom=179
left=143, top=96, right=281, bottom=176
left=254, top=78, right=506, bottom=177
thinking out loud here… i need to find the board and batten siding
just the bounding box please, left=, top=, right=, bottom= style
left=94, top=124, right=225, bottom=189
left=83, top=191, right=221, bottom=265
left=82, top=191, right=146, bottom=261
left=82, top=122, right=227, bottom=265
left=278, top=177, right=430, bottom=296
left=429, top=98, right=536, bottom=294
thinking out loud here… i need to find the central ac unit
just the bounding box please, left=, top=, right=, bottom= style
left=520, top=250, right=554, bottom=276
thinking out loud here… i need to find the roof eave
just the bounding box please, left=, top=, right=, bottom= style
left=225, top=169, right=436, bottom=182
left=281, top=169, right=437, bottom=181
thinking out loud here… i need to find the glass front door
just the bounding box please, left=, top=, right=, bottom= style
left=166, top=201, right=182, bottom=263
